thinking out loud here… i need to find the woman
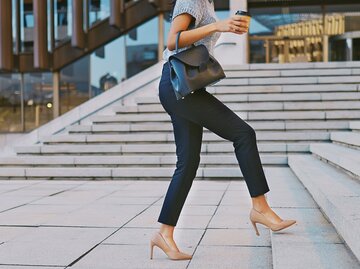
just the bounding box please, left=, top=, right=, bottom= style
left=150, top=0, right=297, bottom=260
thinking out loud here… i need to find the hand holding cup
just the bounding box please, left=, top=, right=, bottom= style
left=235, top=10, right=251, bottom=33
left=214, top=10, right=251, bottom=34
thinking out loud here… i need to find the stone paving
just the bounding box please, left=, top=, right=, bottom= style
left=0, top=167, right=359, bottom=269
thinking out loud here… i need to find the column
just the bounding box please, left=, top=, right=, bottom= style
left=110, top=0, right=121, bottom=28
left=0, top=0, right=13, bottom=71
left=158, top=12, right=165, bottom=62
left=72, top=0, right=85, bottom=49
left=214, top=0, right=249, bottom=65
left=53, top=72, right=60, bottom=118
left=34, top=0, right=49, bottom=69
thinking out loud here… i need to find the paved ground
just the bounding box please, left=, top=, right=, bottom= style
left=0, top=167, right=359, bottom=269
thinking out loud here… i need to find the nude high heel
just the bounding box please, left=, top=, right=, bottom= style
left=249, top=207, right=296, bottom=236
left=150, top=231, right=192, bottom=260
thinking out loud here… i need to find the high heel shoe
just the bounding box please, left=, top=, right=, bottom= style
left=249, top=207, right=296, bottom=236
left=150, top=231, right=192, bottom=260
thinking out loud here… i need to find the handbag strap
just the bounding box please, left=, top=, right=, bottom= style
left=175, top=30, right=197, bottom=54
left=175, top=30, right=184, bottom=54
left=174, top=17, right=196, bottom=54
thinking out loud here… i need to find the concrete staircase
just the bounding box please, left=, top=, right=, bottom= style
left=1, top=61, right=360, bottom=267
left=1, top=61, right=360, bottom=180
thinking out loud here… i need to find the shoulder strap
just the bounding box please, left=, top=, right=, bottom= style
left=175, top=17, right=196, bottom=53
left=175, top=30, right=184, bottom=53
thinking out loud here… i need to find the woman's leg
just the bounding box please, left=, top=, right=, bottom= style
left=157, top=112, right=203, bottom=226
left=157, top=112, right=203, bottom=251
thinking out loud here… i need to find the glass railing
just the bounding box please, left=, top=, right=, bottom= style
left=89, top=0, right=111, bottom=27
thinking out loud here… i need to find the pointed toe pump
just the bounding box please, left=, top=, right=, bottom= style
left=249, top=208, right=297, bottom=236
left=150, top=231, right=192, bottom=260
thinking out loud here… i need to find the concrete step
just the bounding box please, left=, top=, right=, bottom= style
left=288, top=154, right=360, bottom=261
left=14, top=142, right=314, bottom=155
left=0, top=166, right=251, bottom=179
left=41, top=131, right=331, bottom=144
left=134, top=92, right=360, bottom=105
left=67, top=120, right=350, bottom=134
left=227, top=61, right=360, bottom=70
left=113, top=100, right=360, bottom=114
left=330, top=131, right=360, bottom=148
left=91, top=111, right=360, bottom=123
left=225, top=68, right=360, bottom=78
left=349, top=121, right=360, bottom=131
left=207, top=84, right=359, bottom=95
left=0, top=154, right=288, bottom=167
left=310, top=143, right=360, bottom=179
left=215, top=76, right=360, bottom=86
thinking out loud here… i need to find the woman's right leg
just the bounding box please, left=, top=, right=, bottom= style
left=156, top=62, right=203, bottom=253
left=157, top=112, right=203, bottom=227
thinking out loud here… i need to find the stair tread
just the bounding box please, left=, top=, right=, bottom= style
left=36, top=133, right=331, bottom=146
left=0, top=154, right=287, bottom=165
left=310, top=142, right=360, bottom=177
left=91, top=110, right=360, bottom=122
left=331, top=131, right=360, bottom=147
left=0, top=166, right=252, bottom=178
left=13, top=142, right=316, bottom=154
left=349, top=121, right=360, bottom=130
left=135, top=92, right=360, bottom=103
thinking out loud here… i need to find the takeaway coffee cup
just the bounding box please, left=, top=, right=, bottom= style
left=235, top=10, right=251, bottom=32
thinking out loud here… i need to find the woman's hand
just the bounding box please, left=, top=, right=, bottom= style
left=214, top=15, right=249, bottom=34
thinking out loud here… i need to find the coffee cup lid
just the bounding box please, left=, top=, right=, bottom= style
left=236, top=10, right=251, bottom=17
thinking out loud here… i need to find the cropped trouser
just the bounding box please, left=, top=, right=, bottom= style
left=157, top=61, right=270, bottom=226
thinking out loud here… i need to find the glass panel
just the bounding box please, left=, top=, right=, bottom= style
left=12, top=0, right=17, bottom=53
left=89, top=0, right=110, bottom=27
left=60, top=56, right=91, bottom=115
left=326, top=4, right=360, bottom=61
left=125, top=16, right=159, bottom=78
left=330, top=39, right=346, bottom=61
left=0, top=74, right=22, bottom=132
left=24, top=73, right=53, bottom=131
left=54, top=0, right=72, bottom=46
left=90, top=36, right=125, bottom=97
left=20, top=0, right=34, bottom=52
left=217, top=10, right=231, bottom=17
left=353, top=38, right=360, bottom=61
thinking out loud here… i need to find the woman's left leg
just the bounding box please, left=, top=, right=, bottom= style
left=157, top=112, right=203, bottom=227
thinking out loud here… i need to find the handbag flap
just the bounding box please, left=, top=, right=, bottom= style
left=169, top=45, right=209, bottom=67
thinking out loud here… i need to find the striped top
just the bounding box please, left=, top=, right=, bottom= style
left=162, top=0, right=222, bottom=62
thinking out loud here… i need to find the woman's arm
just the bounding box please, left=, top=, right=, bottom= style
left=167, top=14, right=249, bottom=51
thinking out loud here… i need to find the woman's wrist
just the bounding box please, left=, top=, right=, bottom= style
left=208, top=22, right=218, bottom=34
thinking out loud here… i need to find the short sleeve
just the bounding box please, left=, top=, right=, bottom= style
left=171, top=0, right=203, bottom=26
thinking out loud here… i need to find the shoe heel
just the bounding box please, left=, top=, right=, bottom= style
left=150, top=240, right=155, bottom=259
left=251, top=220, right=260, bottom=236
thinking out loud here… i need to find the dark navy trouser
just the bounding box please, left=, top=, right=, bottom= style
left=157, top=61, right=270, bottom=226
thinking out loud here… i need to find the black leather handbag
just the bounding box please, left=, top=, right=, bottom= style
left=168, top=30, right=226, bottom=100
